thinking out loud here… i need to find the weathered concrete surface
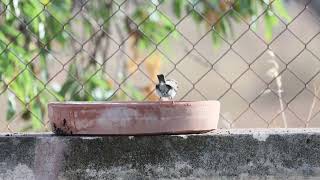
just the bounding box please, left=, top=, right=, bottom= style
left=0, top=129, right=320, bottom=179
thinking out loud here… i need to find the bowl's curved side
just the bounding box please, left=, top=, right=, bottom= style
left=48, top=101, right=220, bottom=135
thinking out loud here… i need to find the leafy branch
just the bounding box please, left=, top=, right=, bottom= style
left=0, top=0, right=289, bottom=131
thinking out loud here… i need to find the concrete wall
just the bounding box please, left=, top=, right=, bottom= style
left=1, top=129, right=320, bottom=179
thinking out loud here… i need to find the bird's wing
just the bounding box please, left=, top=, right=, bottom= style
left=155, top=84, right=162, bottom=97
left=168, top=89, right=177, bottom=98
left=166, top=79, right=178, bottom=90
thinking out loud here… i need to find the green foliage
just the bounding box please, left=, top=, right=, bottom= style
left=0, top=0, right=290, bottom=131
left=173, top=0, right=185, bottom=18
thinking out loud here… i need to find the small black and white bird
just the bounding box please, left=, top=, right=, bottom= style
left=155, top=74, right=178, bottom=101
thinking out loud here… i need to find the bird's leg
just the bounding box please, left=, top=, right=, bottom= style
left=169, top=97, right=174, bottom=104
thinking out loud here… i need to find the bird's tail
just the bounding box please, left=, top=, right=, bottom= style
left=157, top=74, right=165, bottom=83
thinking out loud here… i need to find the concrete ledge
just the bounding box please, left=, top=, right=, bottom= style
left=1, top=129, right=320, bottom=179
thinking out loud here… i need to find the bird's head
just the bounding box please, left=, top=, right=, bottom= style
left=157, top=74, right=165, bottom=83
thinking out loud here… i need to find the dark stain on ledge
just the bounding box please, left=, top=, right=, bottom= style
left=306, top=138, right=311, bottom=144
left=53, top=123, right=66, bottom=135
left=52, top=119, right=73, bottom=135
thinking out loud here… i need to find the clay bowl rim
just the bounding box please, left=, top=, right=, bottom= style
left=48, top=100, right=220, bottom=107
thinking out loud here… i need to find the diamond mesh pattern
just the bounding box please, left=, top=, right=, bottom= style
left=0, top=0, right=320, bottom=132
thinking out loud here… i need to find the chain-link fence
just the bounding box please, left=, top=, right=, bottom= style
left=0, top=0, right=319, bottom=132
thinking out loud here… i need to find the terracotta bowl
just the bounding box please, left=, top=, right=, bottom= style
left=48, top=101, right=220, bottom=135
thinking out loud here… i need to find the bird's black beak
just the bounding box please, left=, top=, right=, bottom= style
left=157, top=74, right=165, bottom=83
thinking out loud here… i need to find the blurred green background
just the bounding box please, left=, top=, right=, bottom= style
left=0, top=0, right=289, bottom=131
